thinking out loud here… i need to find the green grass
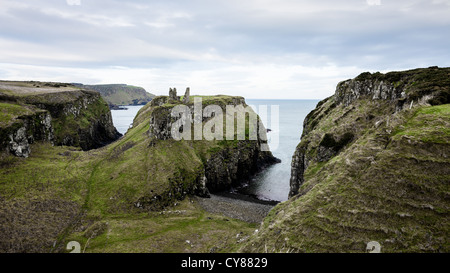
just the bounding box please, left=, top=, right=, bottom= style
left=0, top=129, right=257, bottom=252
left=303, top=161, right=326, bottom=180
left=393, top=104, right=450, bottom=144
left=65, top=198, right=257, bottom=253
left=0, top=103, right=34, bottom=127
left=0, top=125, right=258, bottom=253
left=0, top=93, right=274, bottom=253
left=0, top=143, right=88, bottom=202
left=241, top=98, right=450, bottom=253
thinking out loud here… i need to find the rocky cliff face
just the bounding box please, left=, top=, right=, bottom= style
left=204, top=140, right=277, bottom=192
left=0, top=81, right=121, bottom=157
left=24, top=89, right=122, bottom=150
left=242, top=67, right=450, bottom=253
left=335, top=67, right=448, bottom=108
left=6, top=111, right=53, bottom=158
left=290, top=66, right=449, bottom=197
left=142, top=93, right=279, bottom=195
left=0, top=101, right=54, bottom=158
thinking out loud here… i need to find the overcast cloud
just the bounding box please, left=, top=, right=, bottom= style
left=0, top=0, right=449, bottom=99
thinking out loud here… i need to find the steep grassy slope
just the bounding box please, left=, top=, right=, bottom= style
left=0, top=93, right=275, bottom=253
left=241, top=67, right=450, bottom=253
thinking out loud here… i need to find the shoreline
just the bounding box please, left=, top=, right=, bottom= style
left=194, top=192, right=278, bottom=223
left=215, top=191, right=280, bottom=206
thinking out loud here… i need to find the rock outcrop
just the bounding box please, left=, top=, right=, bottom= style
left=182, top=87, right=190, bottom=104
left=136, top=92, right=279, bottom=202
left=290, top=66, right=450, bottom=197
left=242, top=67, right=450, bottom=253
left=25, top=90, right=121, bottom=150
left=0, top=81, right=121, bottom=156
left=169, top=88, right=179, bottom=101
left=6, top=111, right=53, bottom=158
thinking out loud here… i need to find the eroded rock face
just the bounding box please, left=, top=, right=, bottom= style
left=146, top=95, right=279, bottom=193
left=242, top=67, right=450, bottom=253
left=1, top=85, right=121, bottom=157
left=205, top=140, right=279, bottom=192
left=148, top=107, right=177, bottom=141
left=3, top=111, right=54, bottom=158
left=8, top=127, right=30, bottom=158
left=26, top=90, right=121, bottom=150
left=289, top=67, right=450, bottom=197
left=289, top=145, right=308, bottom=197
left=335, top=67, right=449, bottom=109
left=335, top=79, right=402, bottom=107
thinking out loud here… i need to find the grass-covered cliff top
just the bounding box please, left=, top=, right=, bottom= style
left=0, top=81, right=82, bottom=96
left=0, top=102, right=37, bottom=128
left=336, top=66, right=450, bottom=106
left=0, top=81, right=103, bottom=107
left=241, top=67, right=450, bottom=253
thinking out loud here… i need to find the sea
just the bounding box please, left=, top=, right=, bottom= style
left=110, top=99, right=320, bottom=202
left=110, top=105, right=145, bottom=134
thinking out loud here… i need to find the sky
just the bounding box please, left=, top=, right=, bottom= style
left=0, top=0, right=449, bottom=99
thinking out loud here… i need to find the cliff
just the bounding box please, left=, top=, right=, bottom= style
left=134, top=93, right=279, bottom=200
left=0, top=88, right=278, bottom=252
left=289, top=66, right=449, bottom=197
left=0, top=81, right=121, bottom=157
left=242, top=67, right=450, bottom=253
left=74, top=83, right=155, bottom=108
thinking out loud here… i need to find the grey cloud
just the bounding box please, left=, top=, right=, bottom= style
left=0, top=0, right=449, bottom=98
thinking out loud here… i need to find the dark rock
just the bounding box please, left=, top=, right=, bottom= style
left=28, top=90, right=122, bottom=150
left=8, top=126, right=30, bottom=158
left=205, top=141, right=278, bottom=192
left=289, top=145, right=307, bottom=198
left=1, top=110, right=54, bottom=158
